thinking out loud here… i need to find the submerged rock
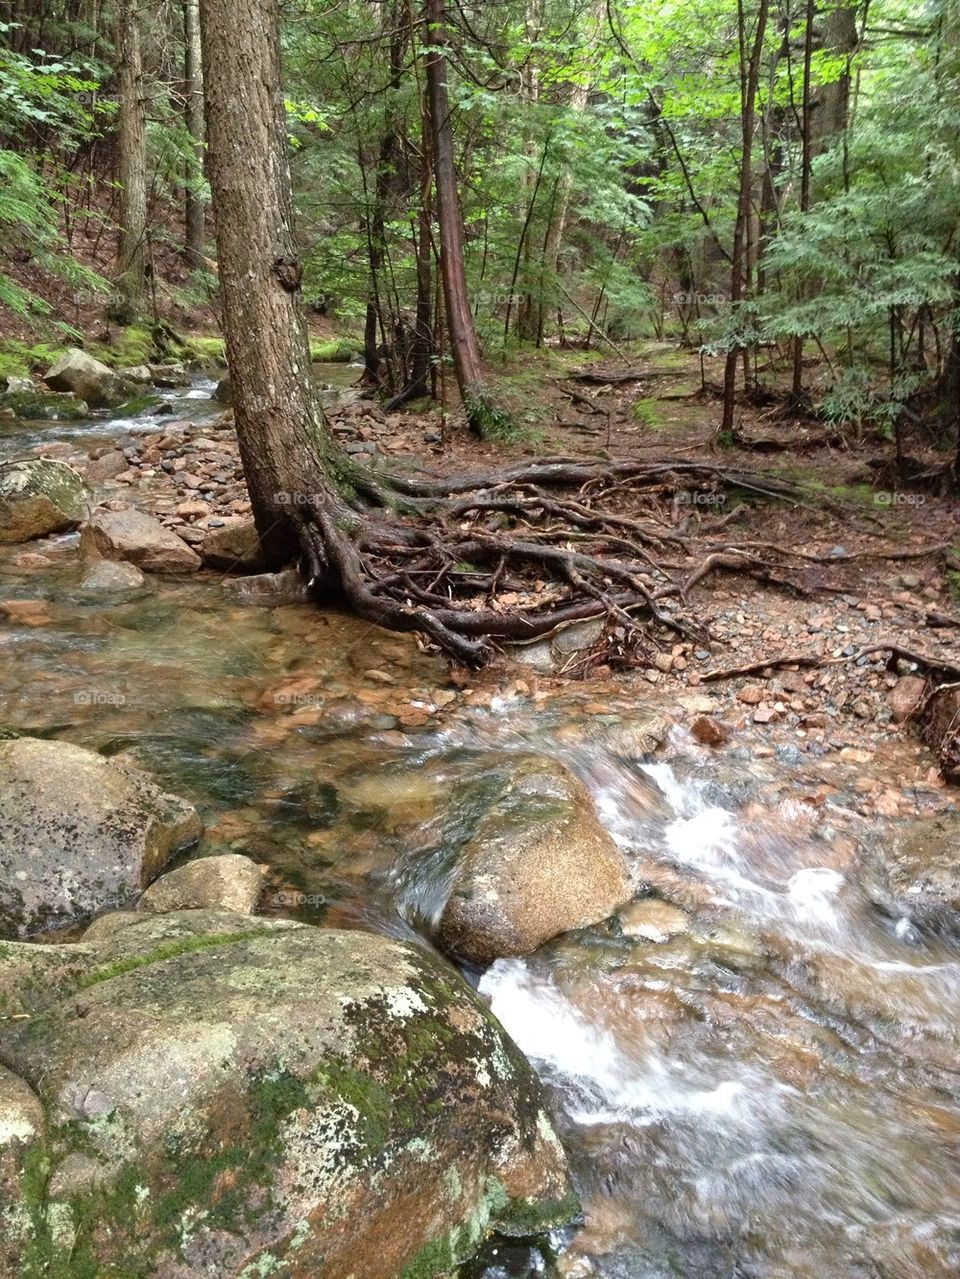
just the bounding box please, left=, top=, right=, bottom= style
left=862, top=814, right=960, bottom=933
left=0, top=912, right=576, bottom=1277
left=618, top=898, right=691, bottom=942
left=77, top=558, right=148, bottom=595
left=138, top=852, right=263, bottom=914
left=0, top=458, right=88, bottom=543
left=80, top=506, right=201, bottom=574
left=222, top=567, right=310, bottom=604
left=43, top=348, right=134, bottom=409
left=0, top=737, right=201, bottom=938
left=438, top=754, right=633, bottom=964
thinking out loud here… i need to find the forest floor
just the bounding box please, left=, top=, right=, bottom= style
left=383, top=340, right=960, bottom=809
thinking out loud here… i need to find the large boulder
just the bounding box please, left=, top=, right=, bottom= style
left=0, top=912, right=576, bottom=1277
left=80, top=507, right=201, bottom=573
left=43, top=348, right=134, bottom=409
left=861, top=814, right=960, bottom=933
left=0, top=459, right=88, bottom=543
left=438, top=754, right=633, bottom=964
left=0, top=737, right=201, bottom=938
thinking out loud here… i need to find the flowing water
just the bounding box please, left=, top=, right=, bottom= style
left=2, top=385, right=960, bottom=1278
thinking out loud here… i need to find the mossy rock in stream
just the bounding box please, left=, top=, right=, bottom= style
left=0, top=459, right=89, bottom=543
left=0, top=390, right=89, bottom=420
left=0, top=911, right=576, bottom=1278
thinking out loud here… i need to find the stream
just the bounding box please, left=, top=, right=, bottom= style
left=2, top=381, right=959, bottom=1278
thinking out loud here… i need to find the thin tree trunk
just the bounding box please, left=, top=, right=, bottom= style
left=183, top=0, right=205, bottom=270
left=791, top=0, right=814, bottom=398
left=721, top=0, right=770, bottom=433
left=113, top=0, right=148, bottom=322
left=423, top=0, right=487, bottom=430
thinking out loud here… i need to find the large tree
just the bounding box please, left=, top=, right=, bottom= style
left=198, top=0, right=761, bottom=664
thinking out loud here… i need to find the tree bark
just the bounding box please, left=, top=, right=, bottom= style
left=791, top=0, right=815, bottom=399
left=183, top=0, right=205, bottom=270
left=422, top=0, right=487, bottom=430
left=199, top=0, right=347, bottom=567
left=113, top=0, right=148, bottom=322
left=721, top=0, right=770, bottom=433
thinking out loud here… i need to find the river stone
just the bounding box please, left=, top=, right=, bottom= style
left=438, top=755, right=632, bottom=965
left=861, top=814, right=960, bottom=932
left=147, top=362, right=190, bottom=388
left=83, top=448, right=128, bottom=483
left=77, top=558, right=148, bottom=595
left=138, top=853, right=263, bottom=914
left=200, top=518, right=271, bottom=572
left=43, top=348, right=134, bottom=409
left=80, top=507, right=201, bottom=573
left=2, top=375, right=36, bottom=394
left=0, top=389, right=89, bottom=420
left=0, top=459, right=88, bottom=543
left=0, top=912, right=577, bottom=1277
left=0, top=737, right=202, bottom=938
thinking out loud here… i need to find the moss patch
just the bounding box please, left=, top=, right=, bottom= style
left=309, top=336, right=360, bottom=363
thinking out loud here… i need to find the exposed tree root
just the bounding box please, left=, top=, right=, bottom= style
left=263, top=453, right=941, bottom=666
left=703, top=644, right=960, bottom=684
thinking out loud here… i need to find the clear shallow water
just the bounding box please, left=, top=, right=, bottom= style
left=2, top=390, right=960, bottom=1277
left=0, top=376, right=222, bottom=461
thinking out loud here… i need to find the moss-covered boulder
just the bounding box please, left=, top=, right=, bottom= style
left=0, top=390, right=89, bottom=421
left=0, top=912, right=576, bottom=1277
left=0, top=459, right=88, bottom=543
left=438, top=755, right=632, bottom=965
left=0, top=737, right=201, bottom=938
left=0, top=1064, right=46, bottom=1278
left=43, top=348, right=134, bottom=410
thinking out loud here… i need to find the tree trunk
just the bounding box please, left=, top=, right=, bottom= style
left=113, top=0, right=148, bottom=322
left=791, top=0, right=815, bottom=399
left=811, top=3, right=859, bottom=152
left=199, top=0, right=347, bottom=568
left=422, top=0, right=488, bottom=431
left=183, top=0, right=205, bottom=270
left=721, top=0, right=770, bottom=434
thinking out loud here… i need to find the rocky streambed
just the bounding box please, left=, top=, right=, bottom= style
left=0, top=372, right=959, bottom=1277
